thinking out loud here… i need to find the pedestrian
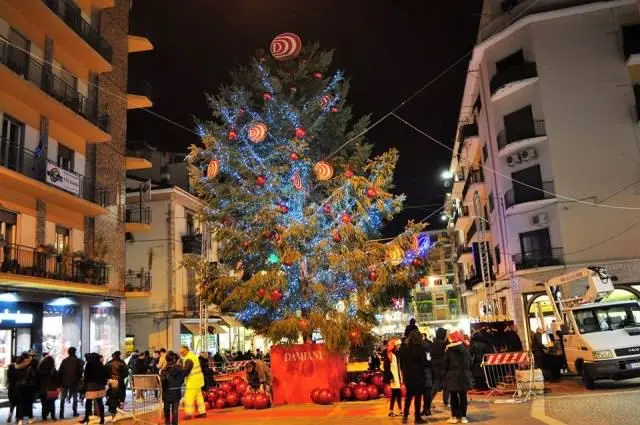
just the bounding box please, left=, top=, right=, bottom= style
left=6, top=356, right=17, bottom=423
left=157, top=348, right=167, bottom=373
left=105, top=351, right=128, bottom=420
left=531, top=328, right=545, bottom=370
left=244, top=360, right=272, bottom=397
left=80, top=353, right=106, bottom=425
left=59, top=347, right=83, bottom=419
left=430, top=327, right=449, bottom=409
left=161, top=352, right=184, bottom=425
left=504, top=325, right=523, bottom=352
left=383, top=339, right=402, bottom=417
left=255, top=349, right=264, bottom=360
left=404, top=318, right=419, bottom=337
left=469, top=329, right=495, bottom=390
left=400, top=329, right=427, bottom=424
left=421, top=338, right=433, bottom=417
left=444, top=331, right=473, bottom=424
left=134, top=351, right=148, bottom=401
left=179, top=346, right=206, bottom=419
left=368, top=347, right=381, bottom=371
left=37, top=355, right=59, bottom=422
left=14, top=353, right=36, bottom=425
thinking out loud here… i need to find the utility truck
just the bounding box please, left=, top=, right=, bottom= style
left=545, top=266, right=640, bottom=389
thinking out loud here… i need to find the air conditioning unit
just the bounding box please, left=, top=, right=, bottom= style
left=505, top=153, right=522, bottom=167
left=530, top=213, right=549, bottom=226
left=520, top=147, right=538, bottom=161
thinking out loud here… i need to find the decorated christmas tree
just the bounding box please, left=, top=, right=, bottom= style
left=187, top=33, right=431, bottom=352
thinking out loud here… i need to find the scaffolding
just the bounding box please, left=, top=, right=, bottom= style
left=473, top=190, right=498, bottom=321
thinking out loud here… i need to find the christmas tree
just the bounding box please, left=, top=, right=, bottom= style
left=187, top=33, right=430, bottom=352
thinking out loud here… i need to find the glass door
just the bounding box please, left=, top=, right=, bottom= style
left=1, top=116, right=24, bottom=172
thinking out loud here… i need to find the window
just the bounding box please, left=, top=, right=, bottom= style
left=7, top=28, right=30, bottom=76
left=57, top=144, right=74, bottom=171
left=0, top=209, right=17, bottom=246
left=1, top=116, right=25, bottom=172
left=512, top=165, right=543, bottom=204
left=186, top=211, right=195, bottom=235
left=55, top=226, right=70, bottom=253
left=488, top=192, right=495, bottom=212
left=482, top=144, right=488, bottom=162
left=574, top=304, right=640, bottom=334
left=519, top=228, right=551, bottom=259
left=433, top=279, right=443, bottom=286
left=504, top=105, right=535, bottom=143
left=495, top=245, right=501, bottom=265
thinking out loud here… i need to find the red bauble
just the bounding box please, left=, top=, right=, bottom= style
left=289, top=152, right=299, bottom=161
left=332, top=232, right=341, bottom=243
left=369, top=270, right=378, bottom=281
left=227, top=130, right=238, bottom=141
left=316, top=389, right=333, bottom=405
left=340, top=385, right=354, bottom=401
left=313, top=71, right=323, bottom=80
left=235, top=381, right=248, bottom=394
left=330, top=106, right=339, bottom=113
left=298, top=318, right=310, bottom=332
left=242, top=392, right=255, bottom=409
left=242, top=241, right=250, bottom=249
left=344, top=168, right=354, bottom=178
left=257, top=287, right=266, bottom=298
left=383, top=384, right=392, bottom=398
left=206, top=391, right=216, bottom=402
left=253, top=392, right=270, bottom=409
left=366, top=187, right=377, bottom=199
left=278, top=204, right=289, bottom=214
left=220, top=382, right=234, bottom=393
left=366, top=384, right=380, bottom=399
left=354, top=385, right=369, bottom=401
left=348, top=381, right=358, bottom=389
left=214, top=397, right=227, bottom=409
left=412, top=257, right=424, bottom=267
left=341, top=213, right=352, bottom=224
left=322, top=204, right=332, bottom=214
left=295, top=127, right=306, bottom=139
left=371, top=372, right=384, bottom=387
left=231, top=376, right=245, bottom=387
left=310, top=388, right=322, bottom=403
left=263, top=92, right=272, bottom=101
left=270, top=288, right=283, bottom=303
left=400, top=384, right=407, bottom=397
left=256, top=175, right=267, bottom=186
left=225, top=392, right=240, bottom=407
left=216, top=389, right=227, bottom=399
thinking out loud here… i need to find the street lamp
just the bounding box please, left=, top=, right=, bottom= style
left=440, top=170, right=453, bottom=180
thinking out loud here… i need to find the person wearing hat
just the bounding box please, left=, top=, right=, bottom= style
left=404, top=318, right=419, bottom=337
left=383, top=339, right=403, bottom=417
left=105, top=351, right=128, bottom=420
left=443, top=331, right=472, bottom=424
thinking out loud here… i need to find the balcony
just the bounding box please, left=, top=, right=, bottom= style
left=490, top=62, right=538, bottom=100
left=497, top=120, right=547, bottom=156
left=456, top=123, right=479, bottom=158
left=126, top=148, right=153, bottom=170
left=512, top=247, right=564, bottom=270
left=182, top=233, right=203, bottom=255
left=0, top=39, right=110, bottom=146
left=125, top=205, right=151, bottom=232
left=124, top=271, right=152, bottom=297
left=0, top=242, right=109, bottom=293
left=127, top=78, right=153, bottom=110
left=461, top=168, right=484, bottom=202
left=454, top=205, right=473, bottom=231
left=504, top=181, right=556, bottom=213
left=0, top=140, right=108, bottom=216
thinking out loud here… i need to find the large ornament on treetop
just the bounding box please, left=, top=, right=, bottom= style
left=207, top=159, right=219, bottom=180
left=314, top=161, right=334, bottom=181
left=270, top=32, right=302, bottom=61
left=248, top=122, right=268, bottom=143
left=292, top=171, right=303, bottom=191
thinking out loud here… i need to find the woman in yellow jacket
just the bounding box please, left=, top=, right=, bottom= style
left=179, top=346, right=206, bottom=418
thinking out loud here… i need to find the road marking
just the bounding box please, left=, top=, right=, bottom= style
left=531, top=399, right=566, bottom=425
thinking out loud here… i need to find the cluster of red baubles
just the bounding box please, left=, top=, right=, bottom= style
left=203, top=376, right=270, bottom=410
left=257, top=287, right=282, bottom=303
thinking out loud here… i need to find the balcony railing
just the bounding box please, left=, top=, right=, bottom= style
left=497, top=120, right=546, bottom=151
left=466, top=221, right=477, bottom=244
left=512, top=247, right=564, bottom=270
left=1, top=139, right=109, bottom=205
left=0, top=38, right=109, bottom=132
left=125, top=271, right=152, bottom=292
left=461, top=168, right=484, bottom=200
left=42, top=0, right=113, bottom=62
left=452, top=205, right=469, bottom=227
left=125, top=205, right=151, bottom=225
left=623, top=24, right=640, bottom=61
left=490, top=62, right=538, bottom=95
left=0, top=242, right=109, bottom=285
left=504, top=180, right=555, bottom=209
left=182, top=233, right=203, bottom=255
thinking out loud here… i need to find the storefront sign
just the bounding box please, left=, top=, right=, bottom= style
left=46, top=162, right=80, bottom=196
left=270, top=343, right=346, bottom=405
left=0, top=311, right=33, bottom=324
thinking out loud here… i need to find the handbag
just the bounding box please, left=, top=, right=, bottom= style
left=47, top=389, right=59, bottom=400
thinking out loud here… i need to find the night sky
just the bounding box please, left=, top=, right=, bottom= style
left=127, top=0, right=482, bottom=235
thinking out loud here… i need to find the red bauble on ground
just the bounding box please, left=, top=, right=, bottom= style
left=317, top=389, right=333, bottom=405
left=270, top=288, right=283, bottom=303
left=236, top=381, right=248, bottom=394
left=401, top=384, right=407, bottom=397
left=348, top=382, right=358, bottom=389
left=354, top=385, right=369, bottom=401
left=366, top=384, right=379, bottom=399
left=242, top=393, right=255, bottom=409
left=371, top=373, right=384, bottom=387
left=383, top=384, right=392, bottom=398
left=206, top=391, right=216, bottom=402
left=340, top=386, right=354, bottom=401
left=214, top=398, right=227, bottom=409
left=232, top=376, right=245, bottom=387
left=256, top=175, right=267, bottom=186
left=220, top=382, right=234, bottom=393
left=227, top=130, right=238, bottom=141
left=358, top=372, right=371, bottom=384
left=310, top=388, right=322, bottom=403
left=366, top=187, right=377, bottom=199
left=216, top=389, right=227, bottom=399
left=289, top=152, right=299, bottom=161
left=295, top=127, right=306, bottom=139
left=225, top=392, right=240, bottom=407
left=254, top=392, right=270, bottom=409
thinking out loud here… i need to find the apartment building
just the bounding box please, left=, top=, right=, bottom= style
left=0, top=0, right=152, bottom=392
left=446, top=0, right=640, bottom=337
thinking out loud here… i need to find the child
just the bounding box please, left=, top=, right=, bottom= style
left=161, top=352, right=184, bottom=425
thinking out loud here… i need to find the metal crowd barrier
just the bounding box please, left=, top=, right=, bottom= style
left=130, top=375, right=163, bottom=425
left=481, top=351, right=540, bottom=401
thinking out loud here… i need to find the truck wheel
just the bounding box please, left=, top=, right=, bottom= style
left=582, top=368, right=595, bottom=390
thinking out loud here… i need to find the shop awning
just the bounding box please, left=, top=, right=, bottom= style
left=207, top=324, right=227, bottom=334
left=181, top=322, right=227, bottom=335
left=219, top=315, right=242, bottom=327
